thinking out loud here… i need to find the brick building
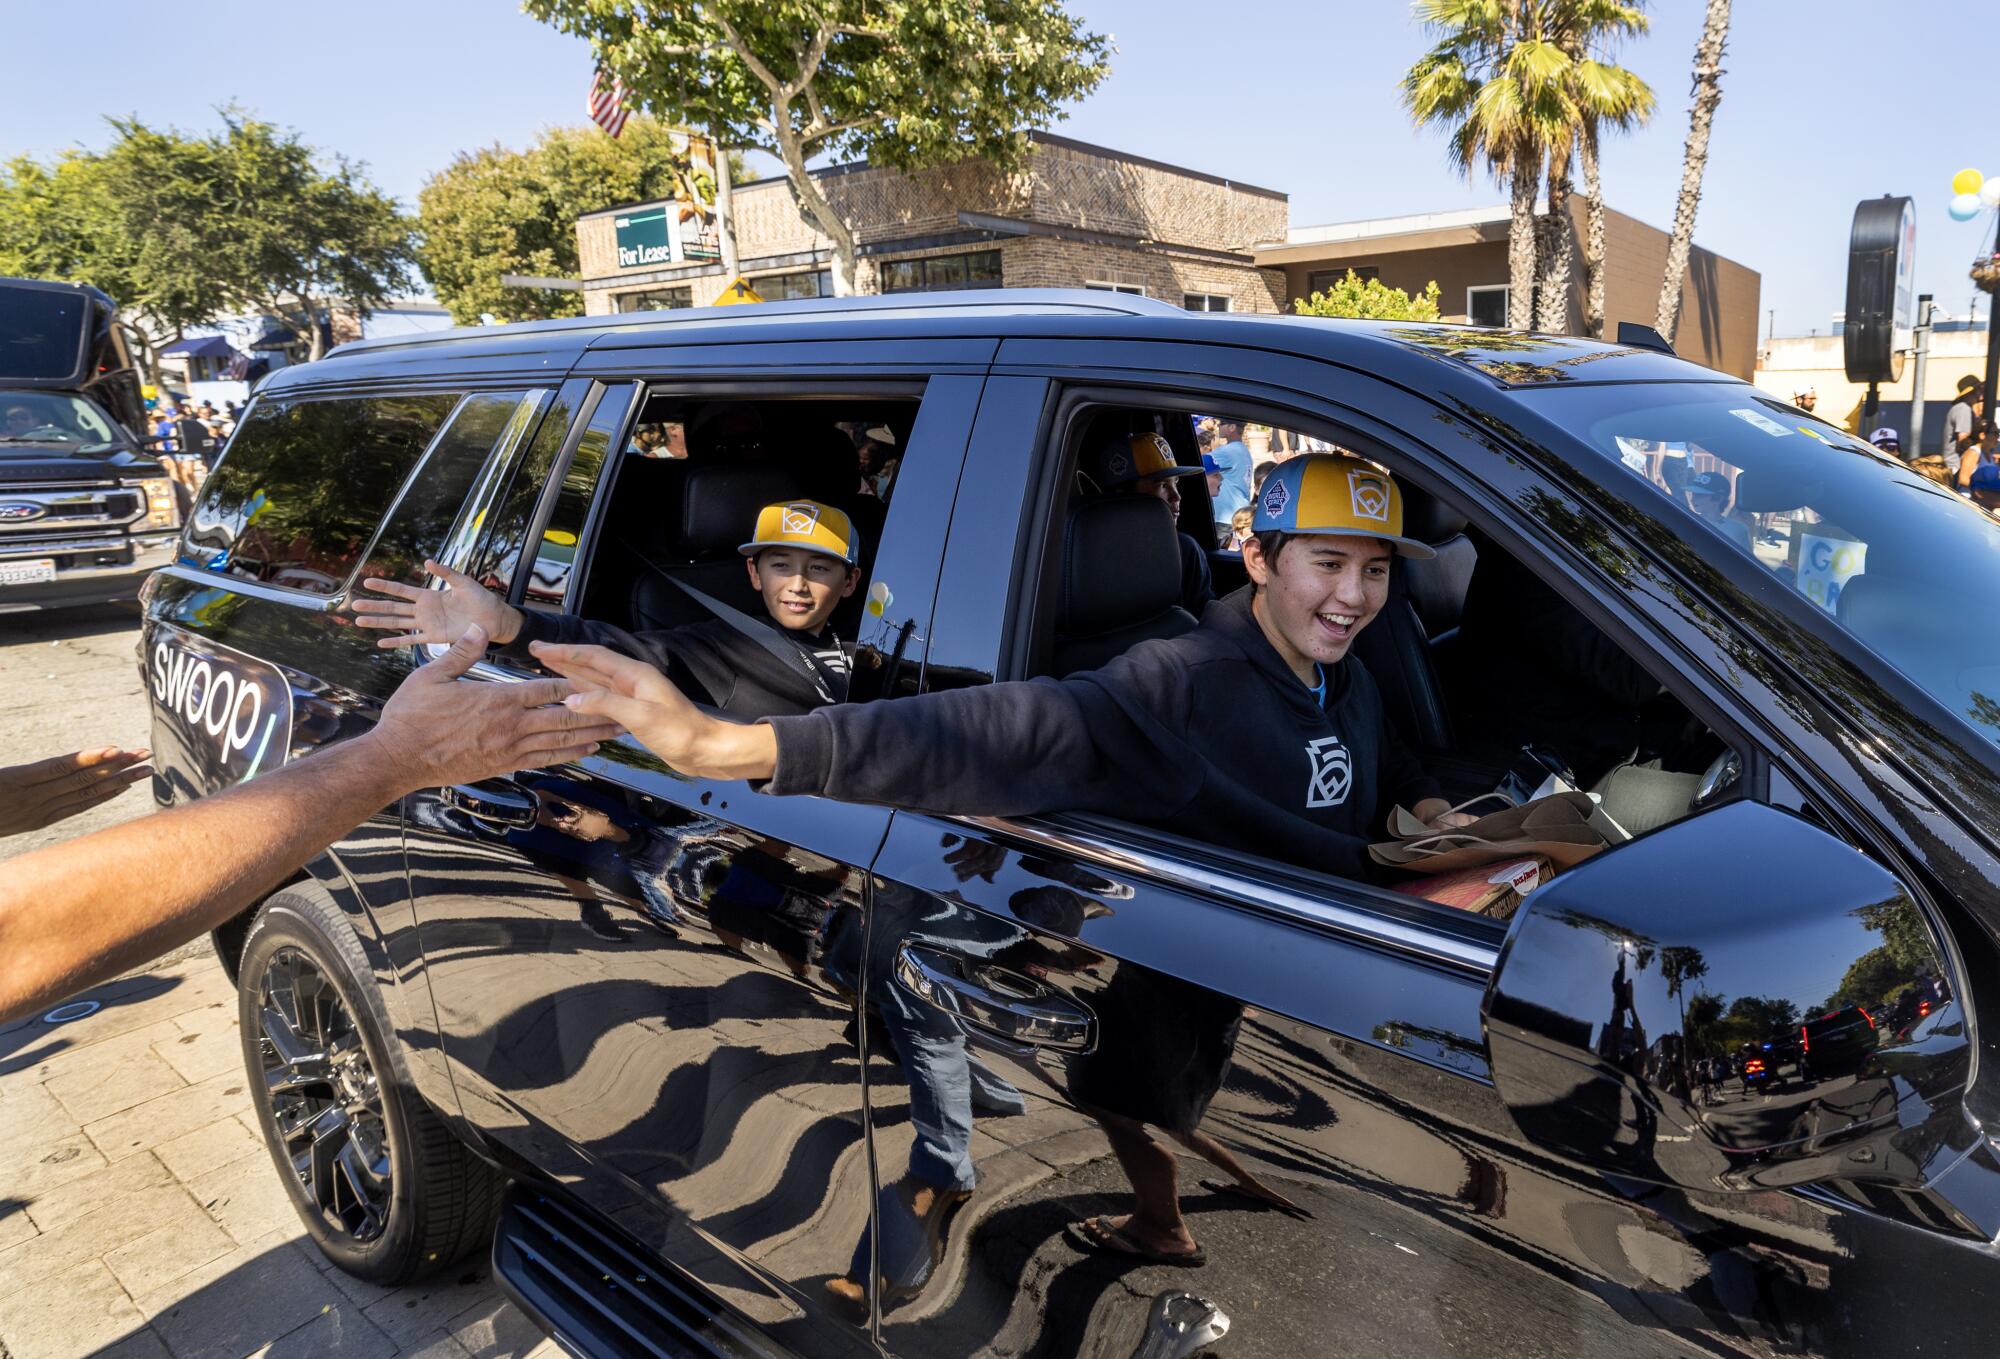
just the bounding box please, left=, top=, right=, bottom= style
left=574, top=135, right=1760, bottom=380
left=1254, top=202, right=1762, bottom=378
left=576, top=133, right=1289, bottom=315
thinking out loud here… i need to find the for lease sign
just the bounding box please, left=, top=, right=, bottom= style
left=615, top=207, right=678, bottom=270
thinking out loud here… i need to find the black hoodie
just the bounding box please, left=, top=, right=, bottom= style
left=764, top=586, right=1437, bottom=879
left=502, top=608, right=844, bottom=718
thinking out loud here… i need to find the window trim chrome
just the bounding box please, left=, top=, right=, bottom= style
left=958, top=812, right=1502, bottom=977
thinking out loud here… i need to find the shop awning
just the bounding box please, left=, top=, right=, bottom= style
left=247, top=325, right=299, bottom=351
left=158, top=334, right=237, bottom=359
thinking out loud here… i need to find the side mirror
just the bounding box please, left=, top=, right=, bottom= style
left=1483, top=800, right=1969, bottom=1192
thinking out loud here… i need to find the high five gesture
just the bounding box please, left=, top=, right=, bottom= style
left=354, top=559, right=523, bottom=650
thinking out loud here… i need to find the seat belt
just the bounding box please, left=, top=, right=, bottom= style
left=628, top=552, right=845, bottom=705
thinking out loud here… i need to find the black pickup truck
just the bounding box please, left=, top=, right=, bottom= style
left=0, top=277, right=181, bottom=612
left=141, top=291, right=2000, bottom=1359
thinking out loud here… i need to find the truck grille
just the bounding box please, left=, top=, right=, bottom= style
left=0, top=482, right=144, bottom=534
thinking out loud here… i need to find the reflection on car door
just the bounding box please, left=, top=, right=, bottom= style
left=403, top=372, right=982, bottom=1355
left=859, top=814, right=1837, bottom=1358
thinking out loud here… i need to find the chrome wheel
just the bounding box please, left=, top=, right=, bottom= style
left=255, top=946, right=393, bottom=1243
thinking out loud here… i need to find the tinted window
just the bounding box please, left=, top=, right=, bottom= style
left=474, top=386, right=579, bottom=595
left=1543, top=381, right=2000, bottom=744
left=183, top=393, right=458, bottom=595
left=523, top=386, right=632, bottom=609
left=361, top=391, right=542, bottom=587
left=0, top=288, right=88, bottom=381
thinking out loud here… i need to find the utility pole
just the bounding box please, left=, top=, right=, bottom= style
left=1910, top=294, right=1934, bottom=455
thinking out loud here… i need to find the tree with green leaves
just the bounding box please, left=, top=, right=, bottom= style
left=419, top=118, right=703, bottom=325
left=1560, top=2, right=1653, bottom=338
left=1294, top=270, right=1443, bottom=321
left=524, top=0, right=1111, bottom=295
left=1404, top=2, right=1651, bottom=336
left=0, top=111, right=416, bottom=364
left=1405, top=0, right=1583, bottom=330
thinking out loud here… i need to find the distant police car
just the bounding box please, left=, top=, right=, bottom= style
left=143, top=291, right=2000, bottom=1359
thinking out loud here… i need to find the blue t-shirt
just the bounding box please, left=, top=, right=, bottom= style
left=1209, top=440, right=1253, bottom=517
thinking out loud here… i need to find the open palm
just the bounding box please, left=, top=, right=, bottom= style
left=354, top=559, right=520, bottom=650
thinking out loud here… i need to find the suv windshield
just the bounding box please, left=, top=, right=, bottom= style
left=1531, top=381, right=2000, bottom=746
left=0, top=390, right=122, bottom=452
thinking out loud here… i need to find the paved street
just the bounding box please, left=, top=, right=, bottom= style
left=0, top=606, right=559, bottom=1359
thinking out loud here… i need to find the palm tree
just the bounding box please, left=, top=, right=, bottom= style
left=1404, top=1, right=1582, bottom=331
left=1657, top=0, right=1733, bottom=342
left=1554, top=2, right=1654, bottom=337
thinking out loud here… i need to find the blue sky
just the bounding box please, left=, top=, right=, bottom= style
left=4, top=0, right=1993, bottom=335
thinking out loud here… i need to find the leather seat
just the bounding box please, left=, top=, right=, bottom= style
left=628, top=464, right=801, bottom=633
left=1351, top=487, right=1474, bottom=755
left=1052, top=497, right=1197, bottom=676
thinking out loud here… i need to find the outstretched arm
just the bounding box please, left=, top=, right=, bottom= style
left=535, top=640, right=1197, bottom=821
left=0, top=628, right=618, bottom=1025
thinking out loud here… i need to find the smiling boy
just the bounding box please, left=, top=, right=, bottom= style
left=354, top=498, right=861, bottom=718
left=533, top=456, right=1468, bottom=878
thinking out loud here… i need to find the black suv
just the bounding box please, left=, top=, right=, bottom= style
left=1, top=278, right=180, bottom=611
left=142, top=292, right=2000, bottom=1359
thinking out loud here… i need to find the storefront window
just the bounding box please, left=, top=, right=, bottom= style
left=878, top=250, right=1003, bottom=293
left=757, top=270, right=833, bottom=301
left=617, top=288, right=692, bottom=312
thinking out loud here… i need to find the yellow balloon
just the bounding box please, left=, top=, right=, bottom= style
left=1952, top=167, right=1985, bottom=196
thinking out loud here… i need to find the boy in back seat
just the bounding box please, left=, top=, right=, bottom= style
left=353, top=499, right=861, bottom=718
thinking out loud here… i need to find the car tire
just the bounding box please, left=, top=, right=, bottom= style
left=237, top=883, right=500, bottom=1283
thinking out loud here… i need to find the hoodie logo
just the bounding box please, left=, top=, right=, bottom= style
left=780, top=503, right=821, bottom=535
left=1348, top=470, right=1391, bottom=523
left=1304, top=735, right=1351, bottom=808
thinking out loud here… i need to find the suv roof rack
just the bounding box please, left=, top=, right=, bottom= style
left=327, top=287, right=1183, bottom=359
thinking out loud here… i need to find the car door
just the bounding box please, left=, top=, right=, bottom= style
left=403, top=354, right=989, bottom=1354
left=854, top=346, right=1995, bottom=1359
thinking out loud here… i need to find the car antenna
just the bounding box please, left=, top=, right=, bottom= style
left=1616, top=321, right=1677, bottom=356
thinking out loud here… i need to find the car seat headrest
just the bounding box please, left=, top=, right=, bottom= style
left=1399, top=485, right=1469, bottom=544
left=1732, top=472, right=1821, bottom=514
left=679, top=465, right=800, bottom=559
left=1058, top=497, right=1182, bottom=637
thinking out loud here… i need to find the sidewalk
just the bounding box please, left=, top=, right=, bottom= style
left=0, top=953, right=561, bottom=1359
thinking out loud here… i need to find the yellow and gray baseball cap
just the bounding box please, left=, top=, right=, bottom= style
left=1251, top=454, right=1434, bottom=559
left=739, top=499, right=860, bottom=567
left=1086, top=432, right=1202, bottom=489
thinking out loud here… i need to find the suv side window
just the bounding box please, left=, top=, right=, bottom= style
left=359, top=390, right=547, bottom=587
left=1012, top=392, right=1745, bottom=926
left=182, top=391, right=459, bottom=595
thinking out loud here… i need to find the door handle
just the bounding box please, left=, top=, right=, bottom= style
left=443, top=779, right=541, bottom=829
left=893, top=942, right=1096, bottom=1054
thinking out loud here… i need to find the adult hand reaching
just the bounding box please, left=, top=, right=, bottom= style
left=0, top=747, right=153, bottom=838
left=353, top=559, right=523, bottom=649
left=358, top=626, right=621, bottom=790
left=532, top=641, right=778, bottom=782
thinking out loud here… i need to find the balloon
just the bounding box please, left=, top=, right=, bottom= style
left=1984, top=177, right=2000, bottom=209
left=1953, top=167, right=1985, bottom=196
left=1950, top=193, right=1982, bottom=221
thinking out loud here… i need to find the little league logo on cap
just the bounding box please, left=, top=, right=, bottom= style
left=1091, top=432, right=1199, bottom=488
left=1347, top=469, right=1391, bottom=523
left=740, top=499, right=859, bottom=566
left=1250, top=453, right=1434, bottom=559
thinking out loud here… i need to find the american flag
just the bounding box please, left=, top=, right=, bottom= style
left=588, top=68, right=631, bottom=138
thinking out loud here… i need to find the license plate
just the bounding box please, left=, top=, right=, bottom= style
left=0, top=559, right=56, bottom=586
